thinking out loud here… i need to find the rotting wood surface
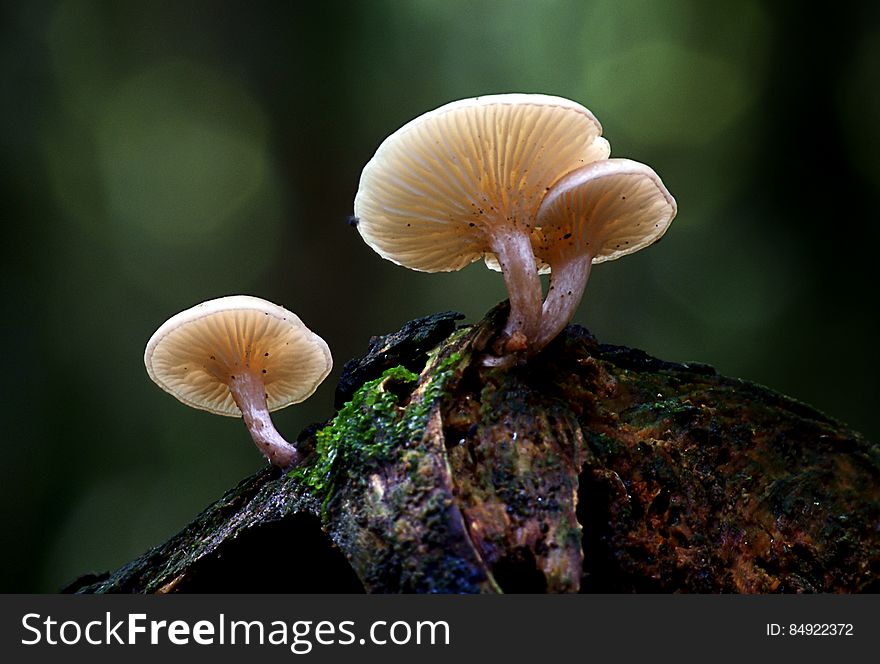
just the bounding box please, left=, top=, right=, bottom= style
left=68, top=306, right=880, bottom=593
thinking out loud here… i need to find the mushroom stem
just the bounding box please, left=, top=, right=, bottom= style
left=532, top=253, right=593, bottom=354
left=490, top=229, right=544, bottom=350
left=228, top=371, right=300, bottom=470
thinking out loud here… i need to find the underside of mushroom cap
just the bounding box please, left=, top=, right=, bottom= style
left=482, top=227, right=552, bottom=274
left=354, top=93, right=611, bottom=273
left=535, top=158, right=677, bottom=265
left=145, top=295, right=332, bottom=417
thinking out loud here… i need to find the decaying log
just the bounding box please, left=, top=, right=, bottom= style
left=68, top=305, right=880, bottom=593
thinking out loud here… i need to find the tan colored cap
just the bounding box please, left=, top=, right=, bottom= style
left=535, top=158, right=677, bottom=264
left=144, top=295, right=332, bottom=416
left=354, top=93, right=610, bottom=273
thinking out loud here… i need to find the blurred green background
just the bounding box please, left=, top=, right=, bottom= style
left=2, top=0, right=878, bottom=592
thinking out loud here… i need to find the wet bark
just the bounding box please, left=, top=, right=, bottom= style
left=67, top=306, right=880, bottom=593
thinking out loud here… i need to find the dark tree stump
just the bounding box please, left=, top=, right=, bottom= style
left=67, top=306, right=880, bottom=593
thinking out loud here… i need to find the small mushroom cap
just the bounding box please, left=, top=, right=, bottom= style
left=535, top=158, right=677, bottom=264
left=144, top=295, right=332, bottom=417
left=354, top=93, right=611, bottom=273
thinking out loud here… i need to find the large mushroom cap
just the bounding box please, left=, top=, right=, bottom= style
left=535, top=158, right=677, bottom=264
left=354, top=93, right=610, bottom=273
left=144, top=295, right=332, bottom=416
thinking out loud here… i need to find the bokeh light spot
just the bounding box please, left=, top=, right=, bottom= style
left=96, top=59, right=270, bottom=245
left=584, top=41, right=755, bottom=147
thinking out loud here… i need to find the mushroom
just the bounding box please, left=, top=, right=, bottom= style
left=353, top=93, right=610, bottom=353
left=144, top=295, right=332, bottom=470
left=530, top=158, right=677, bottom=353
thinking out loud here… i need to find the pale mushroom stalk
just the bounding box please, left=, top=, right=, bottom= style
left=228, top=370, right=299, bottom=470
left=489, top=229, right=544, bottom=345
left=533, top=252, right=593, bottom=353
left=530, top=158, right=678, bottom=355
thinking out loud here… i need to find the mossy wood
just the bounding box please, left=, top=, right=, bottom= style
left=69, top=306, right=880, bottom=593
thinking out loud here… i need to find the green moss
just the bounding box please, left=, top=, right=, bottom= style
left=587, top=431, right=623, bottom=459
left=400, top=349, right=462, bottom=438
left=289, top=365, right=417, bottom=495
left=289, top=349, right=463, bottom=507
left=621, top=397, right=699, bottom=428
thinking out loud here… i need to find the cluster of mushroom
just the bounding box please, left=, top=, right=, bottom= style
left=144, top=93, right=677, bottom=470
left=353, top=93, right=677, bottom=359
